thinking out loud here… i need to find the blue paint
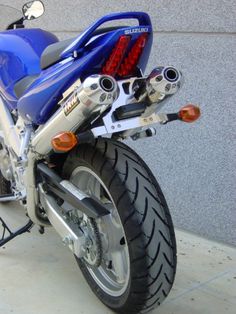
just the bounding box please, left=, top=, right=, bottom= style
left=0, top=12, right=152, bottom=124
left=61, top=12, right=152, bottom=57
left=0, top=28, right=58, bottom=109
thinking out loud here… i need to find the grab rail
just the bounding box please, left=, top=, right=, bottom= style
left=61, top=11, right=152, bottom=58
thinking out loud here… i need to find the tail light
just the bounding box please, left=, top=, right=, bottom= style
left=101, top=32, right=149, bottom=78
left=101, top=35, right=131, bottom=77
left=118, top=33, right=148, bottom=77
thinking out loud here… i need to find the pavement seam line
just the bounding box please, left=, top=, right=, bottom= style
left=165, top=270, right=230, bottom=303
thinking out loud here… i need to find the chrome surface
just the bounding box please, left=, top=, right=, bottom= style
left=90, top=67, right=181, bottom=139
left=91, top=82, right=167, bottom=138
left=0, top=97, right=33, bottom=199
left=32, top=74, right=118, bottom=155
left=22, top=1, right=44, bottom=20
left=25, top=150, right=41, bottom=224
left=0, top=195, right=18, bottom=202
left=71, top=166, right=130, bottom=297
left=146, top=66, right=182, bottom=101
left=19, top=125, right=32, bottom=160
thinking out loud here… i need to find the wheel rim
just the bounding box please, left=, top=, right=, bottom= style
left=70, top=166, right=130, bottom=297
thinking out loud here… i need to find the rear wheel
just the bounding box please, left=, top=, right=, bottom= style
left=63, top=138, right=177, bottom=314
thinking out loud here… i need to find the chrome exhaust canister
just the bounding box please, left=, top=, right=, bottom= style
left=32, top=75, right=119, bottom=155
left=133, top=66, right=183, bottom=118
left=146, top=66, right=182, bottom=103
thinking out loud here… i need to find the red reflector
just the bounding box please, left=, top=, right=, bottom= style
left=118, top=33, right=148, bottom=77
left=101, top=35, right=131, bottom=77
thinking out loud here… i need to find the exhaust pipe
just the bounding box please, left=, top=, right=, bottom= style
left=163, top=67, right=180, bottom=82
left=32, top=75, right=118, bottom=155
left=146, top=66, right=182, bottom=103
left=132, top=66, right=183, bottom=118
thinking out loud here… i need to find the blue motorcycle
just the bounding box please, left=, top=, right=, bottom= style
left=0, top=1, right=200, bottom=313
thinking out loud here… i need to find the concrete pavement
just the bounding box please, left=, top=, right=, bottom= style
left=0, top=203, right=235, bottom=314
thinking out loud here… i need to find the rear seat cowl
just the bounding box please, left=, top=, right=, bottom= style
left=40, top=37, right=76, bottom=70
left=40, top=26, right=128, bottom=70
left=14, top=75, right=39, bottom=98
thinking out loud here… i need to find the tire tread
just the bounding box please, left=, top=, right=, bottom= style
left=62, top=138, right=177, bottom=314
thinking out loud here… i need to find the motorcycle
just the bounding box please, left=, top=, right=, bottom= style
left=0, top=1, right=200, bottom=313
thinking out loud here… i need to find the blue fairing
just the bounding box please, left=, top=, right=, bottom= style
left=0, top=12, right=152, bottom=125
left=0, top=28, right=58, bottom=109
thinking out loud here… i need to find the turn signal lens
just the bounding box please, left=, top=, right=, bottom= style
left=178, top=105, right=201, bottom=123
left=51, top=132, right=78, bottom=153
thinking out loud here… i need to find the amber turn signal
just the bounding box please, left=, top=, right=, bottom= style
left=178, top=104, right=201, bottom=123
left=51, top=132, right=78, bottom=153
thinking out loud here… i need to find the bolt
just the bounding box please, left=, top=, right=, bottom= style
left=100, top=93, right=106, bottom=102
left=62, top=236, right=73, bottom=246
left=85, top=238, right=93, bottom=248
left=91, top=83, right=98, bottom=90
left=80, top=220, right=87, bottom=227
left=39, top=226, right=45, bottom=235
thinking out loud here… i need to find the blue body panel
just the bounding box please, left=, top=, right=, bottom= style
left=0, top=28, right=58, bottom=109
left=0, top=12, right=152, bottom=125
left=61, top=12, right=152, bottom=58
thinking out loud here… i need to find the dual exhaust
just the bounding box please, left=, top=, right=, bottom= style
left=32, top=66, right=182, bottom=156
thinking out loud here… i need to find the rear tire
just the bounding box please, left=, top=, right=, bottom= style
left=63, top=138, right=177, bottom=314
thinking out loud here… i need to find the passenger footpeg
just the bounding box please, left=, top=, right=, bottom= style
left=0, top=217, right=34, bottom=247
